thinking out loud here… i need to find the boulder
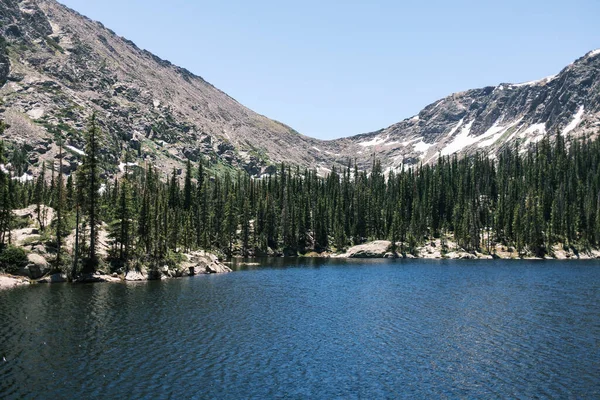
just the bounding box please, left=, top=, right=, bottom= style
left=75, top=272, right=117, bottom=283
left=0, top=275, right=29, bottom=290
left=206, top=263, right=232, bottom=274
left=160, top=265, right=172, bottom=278
left=32, top=244, right=46, bottom=254
left=175, top=264, right=195, bottom=277
left=23, top=253, right=50, bottom=279
left=340, top=241, right=391, bottom=258
left=125, top=270, right=146, bottom=281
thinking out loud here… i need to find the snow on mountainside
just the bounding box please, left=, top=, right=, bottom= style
left=0, top=0, right=598, bottom=179
left=335, top=49, right=600, bottom=171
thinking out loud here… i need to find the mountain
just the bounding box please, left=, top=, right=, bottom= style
left=0, top=0, right=599, bottom=179
left=0, top=0, right=330, bottom=178
left=335, top=49, right=600, bottom=172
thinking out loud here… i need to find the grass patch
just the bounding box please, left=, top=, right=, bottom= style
left=45, top=36, right=64, bottom=53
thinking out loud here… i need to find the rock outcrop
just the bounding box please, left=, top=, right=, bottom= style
left=338, top=241, right=392, bottom=258
left=0, top=274, right=29, bottom=290
left=183, top=251, right=232, bottom=274
left=38, top=273, right=67, bottom=283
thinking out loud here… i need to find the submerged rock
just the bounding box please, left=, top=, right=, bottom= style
left=39, top=273, right=67, bottom=283
left=77, top=272, right=121, bottom=283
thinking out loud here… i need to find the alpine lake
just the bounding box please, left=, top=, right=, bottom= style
left=1, top=258, right=599, bottom=399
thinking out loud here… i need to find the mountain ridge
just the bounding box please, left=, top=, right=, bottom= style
left=0, top=0, right=598, bottom=179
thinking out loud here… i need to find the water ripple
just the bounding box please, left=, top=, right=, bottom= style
left=1, top=260, right=599, bottom=398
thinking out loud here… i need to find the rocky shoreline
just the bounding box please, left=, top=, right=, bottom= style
left=4, top=240, right=599, bottom=291
left=0, top=250, right=232, bottom=290
left=329, top=240, right=600, bottom=260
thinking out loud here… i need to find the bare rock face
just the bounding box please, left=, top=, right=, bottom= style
left=0, top=40, right=9, bottom=85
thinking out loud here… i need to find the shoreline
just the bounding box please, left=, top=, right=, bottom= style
left=3, top=250, right=599, bottom=291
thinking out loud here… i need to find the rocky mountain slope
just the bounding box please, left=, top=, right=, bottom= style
left=0, top=0, right=598, bottom=180
left=0, top=0, right=331, bottom=178
left=337, top=49, right=600, bottom=172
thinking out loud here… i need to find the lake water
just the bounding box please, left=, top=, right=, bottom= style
left=1, top=259, right=599, bottom=399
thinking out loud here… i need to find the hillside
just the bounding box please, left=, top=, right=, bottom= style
left=0, top=0, right=332, bottom=178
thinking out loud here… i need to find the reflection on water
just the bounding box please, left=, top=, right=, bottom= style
left=1, top=259, right=599, bottom=398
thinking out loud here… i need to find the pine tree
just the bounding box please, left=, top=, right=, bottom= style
left=77, top=114, right=102, bottom=271
left=54, top=140, right=68, bottom=266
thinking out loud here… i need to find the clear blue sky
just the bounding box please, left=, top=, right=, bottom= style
left=59, top=0, right=599, bottom=140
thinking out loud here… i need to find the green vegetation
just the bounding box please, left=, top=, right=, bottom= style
left=45, top=36, right=65, bottom=53
left=0, top=245, right=27, bottom=274
left=1, top=113, right=600, bottom=276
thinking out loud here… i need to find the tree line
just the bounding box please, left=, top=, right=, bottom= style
left=1, top=117, right=600, bottom=273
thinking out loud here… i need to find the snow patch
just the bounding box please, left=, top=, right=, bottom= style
left=13, top=173, right=33, bottom=183
left=478, top=118, right=523, bottom=148
left=316, top=166, right=332, bottom=176
left=442, top=118, right=524, bottom=155
left=358, top=136, right=387, bottom=147
left=477, top=121, right=508, bottom=148
left=413, top=140, right=432, bottom=154
left=400, top=138, right=421, bottom=147
left=311, top=146, right=322, bottom=152
left=522, top=123, right=546, bottom=136
left=511, top=74, right=557, bottom=88
left=441, top=120, right=475, bottom=156
left=383, top=166, right=396, bottom=176
left=98, top=184, right=107, bottom=195
left=588, top=49, right=600, bottom=57
left=0, top=164, right=9, bottom=174
left=66, top=145, right=85, bottom=156
left=562, top=105, right=585, bottom=136
left=119, top=162, right=138, bottom=173
left=410, top=115, right=419, bottom=122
